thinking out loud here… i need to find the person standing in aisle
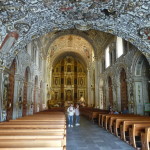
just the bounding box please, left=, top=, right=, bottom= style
left=67, top=103, right=75, bottom=127
left=75, top=104, right=80, bottom=126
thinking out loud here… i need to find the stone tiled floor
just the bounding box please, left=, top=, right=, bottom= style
left=67, top=116, right=135, bottom=150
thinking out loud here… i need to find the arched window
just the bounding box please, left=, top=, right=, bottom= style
left=105, top=46, right=110, bottom=68
left=116, top=37, right=123, bottom=58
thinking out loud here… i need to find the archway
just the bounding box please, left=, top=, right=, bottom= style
left=134, top=54, right=150, bottom=114
left=6, top=59, right=16, bottom=120
left=108, top=76, right=113, bottom=108
left=120, top=68, right=128, bottom=111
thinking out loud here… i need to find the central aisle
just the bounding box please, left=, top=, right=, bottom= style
left=67, top=116, right=135, bottom=150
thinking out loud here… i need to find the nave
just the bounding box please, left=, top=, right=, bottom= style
left=67, top=116, right=134, bottom=150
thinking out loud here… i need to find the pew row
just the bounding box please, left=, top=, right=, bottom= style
left=129, top=123, right=150, bottom=148
left=141, top=127, right=150, bottom=150
left=0, top=110, right=66, bottom=150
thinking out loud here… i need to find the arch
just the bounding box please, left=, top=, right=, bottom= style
left=51, top=51, right=87, bottom=71
left=131, top=52, right=150, bottom=114
left=22, top=66, right=30, bottom=116
left=6, top=59, right=16, bottom=121
left=120, top=68, right=128, bottom=111
left=45, top=31, right=97, bottom=56
left=47, top=34, right=94, bottom=68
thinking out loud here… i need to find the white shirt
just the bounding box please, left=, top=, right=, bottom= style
left=67, top=106, right=75, bottom=116
left=75, top=108, right=80, bottom=116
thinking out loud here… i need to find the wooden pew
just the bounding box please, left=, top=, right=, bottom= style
left=0, top=148, right=65, bottom=150
left=129, top=123, right=150, bottom=148
left=0, top=124, right=66, bottom=129
left=0, top=139, right=65, bottom=147
left=0, top=126, right=66, bottom=136
left=120, top=120, right=150, bottom=142
left=0, top=110, right=66, bottom=150
left=108, top=116, right=145, bottom=133
left=141, top=127, right=150, bottom=150
left=89, top=109, right=108, bottom=122
left=0, top=135, right=65, bottom=140
left=0, top=121, right=65, bottom=125
left=113, top=118, right=150, bottom=137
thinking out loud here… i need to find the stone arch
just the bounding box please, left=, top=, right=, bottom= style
left=131, top=52, right=150, bottom=114
left=44, top=31, right=97, bottom=56
left=23, top=66, right=30, bottom=116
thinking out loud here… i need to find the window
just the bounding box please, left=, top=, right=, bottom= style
left=116, top=37, right=123, bottom=58
left=105, top=46, right=110, bottom=68
left=109, top=51, right=113, bottom=65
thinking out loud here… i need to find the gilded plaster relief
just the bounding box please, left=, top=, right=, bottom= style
left=49, top=56, right=87, bottom=107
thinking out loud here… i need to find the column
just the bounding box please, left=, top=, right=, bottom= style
left=42, top=59, right=47, bottom=109
left=49, top=67, right=53, bottom=100
left=116, top=79, right=121, bottom=111
left=0, top=67, right=4, bottom=121
left=0, top=32, right=19, bottom=52
left=12, top=74, right=23, bottom=119
left=87, top=68, right=91, bottom=106
left=94, top=57, right=99, bottom=107
left=27, top=82, right=33, bottom=115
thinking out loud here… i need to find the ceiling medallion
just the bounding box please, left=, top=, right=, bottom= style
left=75, top=23, right=92, bottom=31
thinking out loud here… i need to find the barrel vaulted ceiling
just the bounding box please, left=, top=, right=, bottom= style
left=46, top=34, right=94, bottom=67
left=0, top=0, right=150, bottom=62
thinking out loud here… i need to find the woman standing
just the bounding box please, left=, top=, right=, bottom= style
left=75, top=104, right=80, bottom=126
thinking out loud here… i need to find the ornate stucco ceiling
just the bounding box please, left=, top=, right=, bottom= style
left=0, top=0, right=150, bottom=59
left=46, top=34, right=94, bottom=67
left=40, top=29, right=113, bottom=58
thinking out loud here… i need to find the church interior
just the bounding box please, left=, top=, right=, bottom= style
left=0, top=0, right=150, bottom=150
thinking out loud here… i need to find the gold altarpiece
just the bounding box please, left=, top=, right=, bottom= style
left=50, top=56, right=87, bottom=107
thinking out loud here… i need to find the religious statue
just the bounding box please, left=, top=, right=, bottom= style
left=79, top=95, right=85, bottom=106
left=66, top=90, right=72, bottom=101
